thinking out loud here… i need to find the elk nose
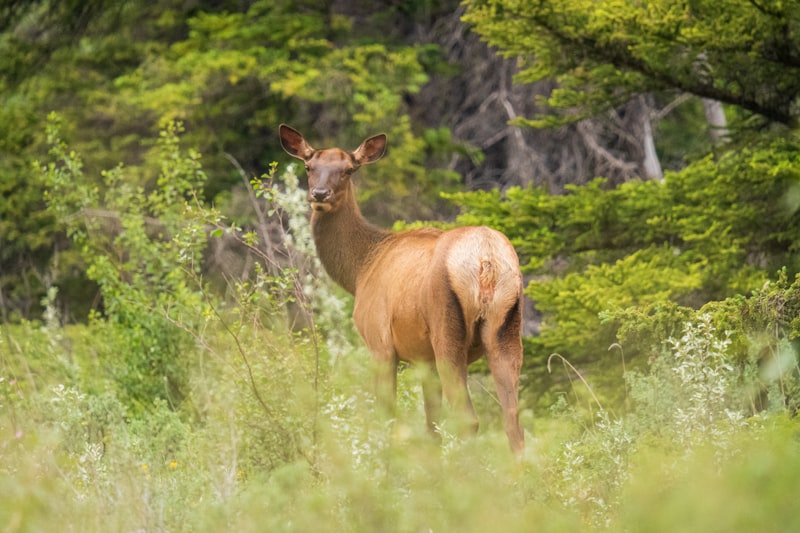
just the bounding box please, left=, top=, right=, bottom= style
left=310, top=188, right=330, bottom=202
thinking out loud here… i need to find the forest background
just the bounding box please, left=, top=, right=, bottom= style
left=2, top=0, right=800, bottom=531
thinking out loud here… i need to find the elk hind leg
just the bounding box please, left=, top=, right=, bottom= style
left=430, top=283, right=479, bottom=436
left=433, top=329, right=478, bottom=433
left=435, top=353, right=478, bottom=436
left=483, top=300, right=525, bottom=455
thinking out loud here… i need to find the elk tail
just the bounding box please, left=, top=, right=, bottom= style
left=478, top=256, right=496, bottom=315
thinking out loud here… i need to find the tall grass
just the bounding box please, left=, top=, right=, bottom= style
left=2, top=312, right=800, bottom=532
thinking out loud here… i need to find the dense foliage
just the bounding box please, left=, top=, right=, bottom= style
left=450, top=0, right=800, bottom=408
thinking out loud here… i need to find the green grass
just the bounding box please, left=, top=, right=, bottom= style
left=2, top=317, right=799, bottom=533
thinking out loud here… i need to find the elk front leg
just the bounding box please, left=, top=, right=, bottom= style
left=420, top=364, right=442, bottom=437
left=356, top=315, right=399, bottom=418
left=372, top=355, right=398, bottom=418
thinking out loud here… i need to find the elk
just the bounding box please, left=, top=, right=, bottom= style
left=279, top=124, right=525, bottom=454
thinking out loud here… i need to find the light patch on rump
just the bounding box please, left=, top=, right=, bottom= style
left=478, top=258, right=496, bottom=312
left=443, top=226, right=520, bottom=323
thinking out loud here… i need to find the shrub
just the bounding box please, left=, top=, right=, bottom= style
left=3, top=115, right=797, bottom=533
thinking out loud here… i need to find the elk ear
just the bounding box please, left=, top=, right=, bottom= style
left=352, top=134, right=387, bottom=165
left=279, top=124, right=314, bottom=160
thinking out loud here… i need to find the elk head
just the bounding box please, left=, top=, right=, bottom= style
left=279, top=124, right=387, bottom=213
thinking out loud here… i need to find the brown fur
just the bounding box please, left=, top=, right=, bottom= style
left=279, top=124, right=525, bottom=454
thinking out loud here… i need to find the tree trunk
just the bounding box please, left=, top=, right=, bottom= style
left=640, top=95, right=663, bottom=181
left=702, top=98, right=728, bottom=145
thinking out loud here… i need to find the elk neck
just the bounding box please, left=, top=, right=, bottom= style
left=310, top=184, right=389, bottom=295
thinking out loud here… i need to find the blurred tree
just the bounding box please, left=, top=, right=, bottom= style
left=463, top=0, right=800, bottom=127
left=412, top=5, right=716, bottom=193
left=0, top=0, right=459, bottom=321
left=0, top=0, right=203, bottom=320
left=5, top=0, right=796, bottom=324
left=449, top=137, right=800, bottom=403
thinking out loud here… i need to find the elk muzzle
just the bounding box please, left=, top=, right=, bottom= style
left=309, top=187, right=334, bottom=211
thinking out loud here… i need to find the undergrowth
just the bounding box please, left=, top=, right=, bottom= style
left=3, top=306, right=799, bottom=532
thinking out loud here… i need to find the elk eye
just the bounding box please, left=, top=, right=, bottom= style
left=304, top=164, right=310, bottom=172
